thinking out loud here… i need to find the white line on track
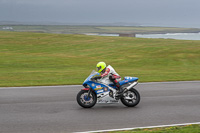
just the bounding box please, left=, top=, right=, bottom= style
left=139, top=80, right=200, bottom=84
left=74, top=122, right=200, bottom=133
left=0, top=85, right=81, bottom=89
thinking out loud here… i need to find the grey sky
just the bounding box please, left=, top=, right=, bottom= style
left=0, top=0, right=200, bottom=28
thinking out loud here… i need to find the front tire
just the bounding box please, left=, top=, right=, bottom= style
left=76, top=90, right=97, bottom=108
left=121, top=88, right=140, bottom=107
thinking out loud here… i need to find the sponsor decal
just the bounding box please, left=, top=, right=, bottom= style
left=103, top=87, right=108, bottom=92
left=92, top=83, right=95, bottom=87
left=97, top=90, right=104, bottom=93
left=94, top=87, right=103, bottom=90
left=96, top=85, right=101, bottom=88
left=125, top=80, right=128, bottom=82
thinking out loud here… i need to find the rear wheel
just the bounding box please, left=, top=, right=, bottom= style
left=77, top=90, right=97, bottom=108
left=121, top=88, right=140, bottom=107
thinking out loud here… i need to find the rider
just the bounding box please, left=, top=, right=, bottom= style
left=94, top=62, right=123, bottom=96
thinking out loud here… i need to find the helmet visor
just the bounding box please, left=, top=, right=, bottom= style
left=96, top=66, right=101, bottom=72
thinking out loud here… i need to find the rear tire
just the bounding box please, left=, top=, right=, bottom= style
left=121, top=88, right=140, bottom=107
left=77, top=90, right=97, bottom=108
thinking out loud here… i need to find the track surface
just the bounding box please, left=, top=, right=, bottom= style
left=0, top=81, right=200, bottom=133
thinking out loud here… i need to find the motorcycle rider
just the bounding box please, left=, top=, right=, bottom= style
left=94, top=62, right=123, bottom=96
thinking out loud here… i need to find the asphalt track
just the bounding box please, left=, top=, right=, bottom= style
left=0, top=81, right=200, bottom=133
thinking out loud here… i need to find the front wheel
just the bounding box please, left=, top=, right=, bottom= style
left=121, top=88, right=140, bottom=107
left=76, top=90, right=97, bottom=108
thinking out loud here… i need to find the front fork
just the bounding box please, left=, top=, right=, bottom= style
left=82, top=88, right=92, bottom=99
left=87, top=88, right=92, bottom=99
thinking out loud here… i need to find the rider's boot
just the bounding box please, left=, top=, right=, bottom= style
left=115, top=87, right=123, bottom=100
left=115, top=83, right=124, bottom=98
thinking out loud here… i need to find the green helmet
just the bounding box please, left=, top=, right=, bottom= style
left=96, top=62, right=106, bottom=73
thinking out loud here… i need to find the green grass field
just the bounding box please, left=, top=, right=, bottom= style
left=0, top=31, right=200, bottom=87
left=108, top=124, right=200, bottom=133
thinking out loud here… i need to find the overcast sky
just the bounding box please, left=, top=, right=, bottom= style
left=0, top=0, right=200, bottom=28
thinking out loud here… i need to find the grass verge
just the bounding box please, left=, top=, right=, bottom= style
left=106, top=124, right=200, bottom=133
left=0, top=31, right=200, bottom=87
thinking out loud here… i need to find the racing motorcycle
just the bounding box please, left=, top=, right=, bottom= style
left=76, top=70, right=140, bottom=108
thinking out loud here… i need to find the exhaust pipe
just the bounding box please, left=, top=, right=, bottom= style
left=126, top=82, right=138, bottom=90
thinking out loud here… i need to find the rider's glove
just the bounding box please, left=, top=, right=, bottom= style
left=94, top=76, right=101, bottom=80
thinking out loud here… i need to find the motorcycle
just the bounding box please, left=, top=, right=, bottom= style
left=76, top=70, right=140, bottom=108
